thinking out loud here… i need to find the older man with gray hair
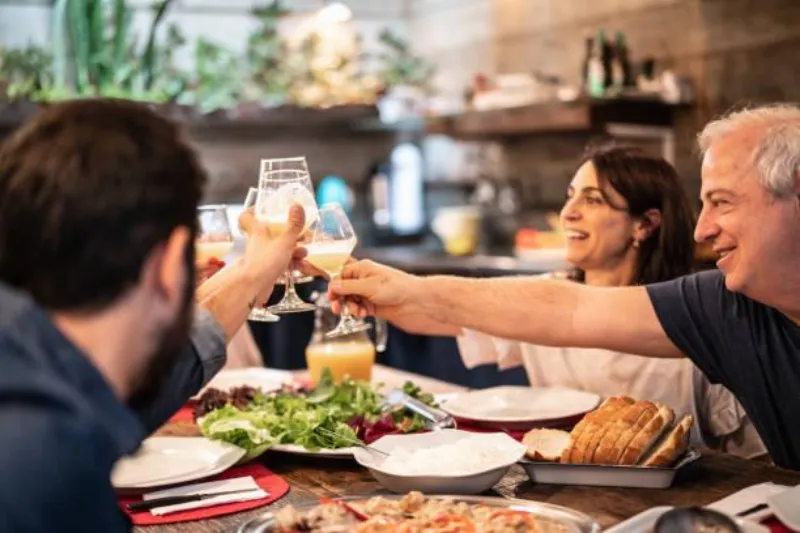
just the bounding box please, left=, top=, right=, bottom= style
left=327, top=104, right=800, bottom=469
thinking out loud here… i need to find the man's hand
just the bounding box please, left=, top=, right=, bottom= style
left=239, top=205, right=305, bottom=305
left=327, top=260, right=457, bottom=335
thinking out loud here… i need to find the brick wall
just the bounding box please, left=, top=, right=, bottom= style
left=411, top=0, right=800, bottom=207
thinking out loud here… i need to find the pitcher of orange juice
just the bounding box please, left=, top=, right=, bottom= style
left=305, top=292, right=387, bottom=385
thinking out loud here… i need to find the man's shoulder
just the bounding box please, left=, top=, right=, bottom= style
left=0, top=403, right=129, bottom=531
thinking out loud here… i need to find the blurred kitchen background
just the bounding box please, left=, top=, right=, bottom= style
left=2, top=0, right=799, bottom=387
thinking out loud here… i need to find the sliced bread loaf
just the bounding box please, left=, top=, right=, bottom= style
left=641, top=414, right=694, bottom=467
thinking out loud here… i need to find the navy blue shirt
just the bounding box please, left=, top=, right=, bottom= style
left=648, top=270, right=800, bottom=470
left=0, top=283, right=226, bottom=532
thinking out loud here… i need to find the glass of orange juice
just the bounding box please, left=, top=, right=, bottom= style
left=305, top=338, right=376, bottom=385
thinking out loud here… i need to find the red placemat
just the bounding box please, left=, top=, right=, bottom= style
left=118, top=462, right=289, bottom=526
left=171, top=401, right=196, bottom=423
left=764, top=518, right=793, bottom=533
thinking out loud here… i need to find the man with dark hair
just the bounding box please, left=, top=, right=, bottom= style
left=0, top=99, right=302, bottom=531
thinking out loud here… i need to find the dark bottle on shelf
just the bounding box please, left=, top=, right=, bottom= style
left=614, top=31, right=634, bottom=88
left=581, top=36, right=594, bottom=89
left=598, top=29, right=614, bottom=90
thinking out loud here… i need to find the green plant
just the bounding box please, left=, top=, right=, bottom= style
left=375, top=28, right=435, bottom=91
left=51, top=0, right=178, bottom=99
left=0, top=44, right=54, bottom=100
left=178, top=38, right=243, bottom=113
left=243, top=0, right=291, bottom=105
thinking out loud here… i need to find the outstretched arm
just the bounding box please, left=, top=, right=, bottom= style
left=329, top=260, right=681, bottom=359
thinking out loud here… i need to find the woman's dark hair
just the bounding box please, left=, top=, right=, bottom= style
left=568, top=145, right=696, bottom=285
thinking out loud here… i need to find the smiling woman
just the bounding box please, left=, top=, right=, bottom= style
left=457, top=146, right=766, bottom=459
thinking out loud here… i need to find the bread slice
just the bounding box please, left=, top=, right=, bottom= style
left=641, top=414, right=693, bottom=467
left=560, top=398, right=613, bottom=464
left=571, top=397, right=633, bottom=463
left=522, top=428, right=570, bottom=461
left=591, top=401, right=656, bottom=464
left=617, top=404, right=675, bottom=466
left=561, top=396, right=633, bottom=463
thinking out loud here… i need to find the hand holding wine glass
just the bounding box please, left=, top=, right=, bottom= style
left=304, top=203, right=371, bottom=338
left=256, top=166, right=319, bottom=314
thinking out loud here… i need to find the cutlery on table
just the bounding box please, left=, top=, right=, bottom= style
left=126, top=488, right=258, bottom=512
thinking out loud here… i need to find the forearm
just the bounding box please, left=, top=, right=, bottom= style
left=196, top=259, right=267, bottom=342
left=413, top=275, right=679, bottom=358
left=417, top=275, right=580, bottom=346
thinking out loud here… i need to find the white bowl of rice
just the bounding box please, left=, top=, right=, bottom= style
left=353, top=430, right=526, bottom=494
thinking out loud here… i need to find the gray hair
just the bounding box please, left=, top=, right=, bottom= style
left=697, top=104, right=800, bottom=198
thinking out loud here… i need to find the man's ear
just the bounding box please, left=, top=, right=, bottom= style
left=145, top=226, right=191, bottom=315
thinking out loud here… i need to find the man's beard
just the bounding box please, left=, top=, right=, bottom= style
left=128, top=257, right=195, bottom=411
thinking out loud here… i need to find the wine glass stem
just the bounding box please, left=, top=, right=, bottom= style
left=332, top=272, right=354, bottom=325
left=284, top=269, right=298, bottom=297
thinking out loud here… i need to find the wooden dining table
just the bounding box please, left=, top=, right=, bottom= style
left=136, top=365, right=800, bottom=533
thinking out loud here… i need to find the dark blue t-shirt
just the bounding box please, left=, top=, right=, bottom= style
left=647, top=270, right=800, bottom=470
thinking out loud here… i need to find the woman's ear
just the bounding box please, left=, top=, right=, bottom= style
left=635, top=208, right=662, bottom=243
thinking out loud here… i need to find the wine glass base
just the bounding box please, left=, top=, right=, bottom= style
left=324, top=320, right=373, bottom=339
left=247, top=307, right=280, bottom=323
left=267, top=289, right=316, bottom=313
left=267, top=302, right=316, bottom=314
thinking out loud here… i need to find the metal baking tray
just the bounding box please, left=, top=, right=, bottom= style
left=519, top=449, right=701, bottom=489
left=237, top=494, right=601, bottom=533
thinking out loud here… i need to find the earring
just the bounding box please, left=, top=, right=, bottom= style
left=632, top=239, right=640, bottom=249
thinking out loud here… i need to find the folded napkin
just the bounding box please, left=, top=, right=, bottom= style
left=144, top=476, right=268, bottom=516
left=707, top=482, right=791, bottom=521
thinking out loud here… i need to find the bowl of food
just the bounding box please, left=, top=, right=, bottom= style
left=352, top=429, right=526, bottom=494
left=239, top=491, right=601, bottom=532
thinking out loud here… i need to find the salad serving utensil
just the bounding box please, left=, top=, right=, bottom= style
left=382, top=389, right=457, bottom=430
left=315, top=427, right=389, bottom=458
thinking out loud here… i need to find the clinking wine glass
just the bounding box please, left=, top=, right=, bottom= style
left=259, top=156, right=316, bottom=291
left=242, top=188, right=280, bottom=323
left=304, top=203, right=371, bottom=338
left=196, top=205, right=235, bottom=265
left=256, top=166, right=319, bottom=314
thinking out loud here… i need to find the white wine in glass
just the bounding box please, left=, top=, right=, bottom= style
left=305, top=203, right=371, bottom=338
left=196, top=205, right=234, bottom=264
left=242, top=187, right=280, bottom=323
left=256, top=165, right=319, bottom=313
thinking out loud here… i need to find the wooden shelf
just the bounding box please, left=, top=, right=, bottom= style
left=424, top=98, right=681, bottom=139
left=0, top=100, right=389, bottom=139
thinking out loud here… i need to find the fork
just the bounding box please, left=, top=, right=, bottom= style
left=315, top=427, right=390, bottom=458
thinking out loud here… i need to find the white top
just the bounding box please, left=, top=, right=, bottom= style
left=223, top=325, right=264, bottom=369
left=455, top=279, right=766, bottom=460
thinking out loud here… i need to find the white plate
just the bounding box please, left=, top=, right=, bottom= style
left=195, top=368, right=292, bottom=398
left=269, top=443, right=356, bottom=458
left=111, top=437, right=245, bottom=489
left=441, top=386, right=600, bottom=427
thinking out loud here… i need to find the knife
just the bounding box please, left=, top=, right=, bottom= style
left=126, top=488, right=260, bottom=512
